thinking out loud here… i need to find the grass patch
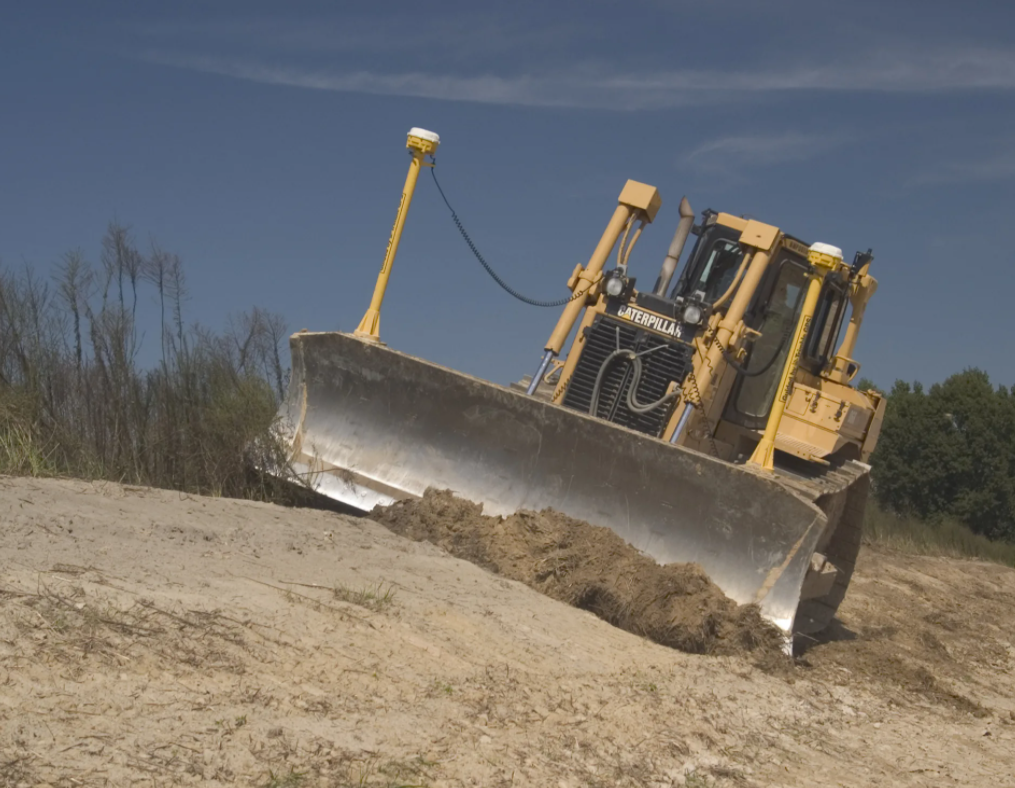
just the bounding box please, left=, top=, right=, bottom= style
left=353, top=755, right=435, bottom=787
left=427, top=679, right=455, bottom=697
left=684, top=771, right=711, bottom=787
left=261, top=754, right=434, bottom=788
left=863, top=504, right=1015, bottom=567
left=332, top=582, right=396, bottom=613
left=0, top=751, right=35, bottom=788
left=7, top=577, right=252, bottom=676
left=263, top=767, right=306, bottom=788
left=0, top=411, right=58, bottom=477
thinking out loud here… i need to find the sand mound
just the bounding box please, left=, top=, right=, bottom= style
left=373, top=489, right=785, bottom=660
left=5, top=478, right=1014, bottom=787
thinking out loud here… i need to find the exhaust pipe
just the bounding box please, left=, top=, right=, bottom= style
left=653, top=196, right=694, bottom=297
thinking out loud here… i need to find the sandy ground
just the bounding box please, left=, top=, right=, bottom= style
left=1, top=477, right=1013, bottom=787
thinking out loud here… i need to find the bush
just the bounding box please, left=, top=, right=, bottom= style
left=0, top=223, right=299, bottom=500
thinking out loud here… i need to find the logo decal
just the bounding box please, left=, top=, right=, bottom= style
left=616, top=306, right=684, bottom=338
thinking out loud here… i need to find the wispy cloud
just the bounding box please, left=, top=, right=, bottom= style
left=129, top=15, right=582, bottom=61
left=140, top=47, right=1015, bottom=111
left=141, top=53, right=622, bottom=109
left=910, top=150, right=1015, bottom=185
left=683, top=133, right=842, bottom=170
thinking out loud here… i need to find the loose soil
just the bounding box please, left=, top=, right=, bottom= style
left=372, top=489, right=784, bottom=660
left=2, top=477, right=1014, bottom=787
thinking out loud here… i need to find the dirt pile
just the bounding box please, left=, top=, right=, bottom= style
left=373, top=489, right=785, bottom=660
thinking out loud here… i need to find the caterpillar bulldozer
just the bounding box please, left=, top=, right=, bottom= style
left=276, top=128, right=885, bottom=638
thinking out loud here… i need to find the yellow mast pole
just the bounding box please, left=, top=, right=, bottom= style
left=355, top=127, right=440, bottom=342
left=747, top=243, right=842, bottom=471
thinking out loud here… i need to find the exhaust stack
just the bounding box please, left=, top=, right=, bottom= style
left=653, top=196, right=694, bottom=297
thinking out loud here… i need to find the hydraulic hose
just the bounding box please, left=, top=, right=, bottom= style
left=588, top=348, right=678, bottom=420
left=722, top=322, right=795, bottom=378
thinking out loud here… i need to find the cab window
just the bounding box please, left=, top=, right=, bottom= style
left=672, top=233, right=744, bottom=304
left=724, top=257, right=809, bottom=428
left=803, top=278, right=848, bottom=373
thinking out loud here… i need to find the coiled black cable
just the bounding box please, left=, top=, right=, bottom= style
left=430, top=167, right=582, bottom=308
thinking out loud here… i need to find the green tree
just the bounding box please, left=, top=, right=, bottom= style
left=855, top=376, right=884, bottom=395
left=931, top=370, right=1015, bottom=540
left=870, top=369, right=1015, bottom=542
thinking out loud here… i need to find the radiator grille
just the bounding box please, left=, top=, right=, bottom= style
left=561, top=315, right=694, bottom=437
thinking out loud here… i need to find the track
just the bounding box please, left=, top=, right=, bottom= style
left=774, top=458, right=872, bottom=634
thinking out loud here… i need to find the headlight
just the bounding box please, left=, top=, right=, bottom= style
left=682, top=303, right=703, bottom=325
left=605, top=275, right=625, bottom=297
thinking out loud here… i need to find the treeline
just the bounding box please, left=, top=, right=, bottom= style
left=0, top=223, right=296, bottom=499
left=867, top=369, right=1015, bottom=544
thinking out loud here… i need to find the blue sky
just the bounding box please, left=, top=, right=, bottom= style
left=3, top=0, right=1015, bottom=389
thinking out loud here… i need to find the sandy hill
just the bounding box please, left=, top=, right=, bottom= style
left=1, top=476, right=1013, bottom=787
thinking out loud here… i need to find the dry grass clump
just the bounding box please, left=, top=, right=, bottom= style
left=3, top=577, right=250, bottom=674
left=256, top=744, right=436, bottom=788
left=863, top=504, right=1015, bottom=566
left=332, top=582, right=396, bottom=613
left=0, top=223, right=302, bottom=501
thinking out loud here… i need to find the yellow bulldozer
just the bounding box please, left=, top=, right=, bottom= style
left=276, top=128, right=884, bottom=639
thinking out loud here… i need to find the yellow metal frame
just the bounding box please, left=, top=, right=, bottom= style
left=659, top=218, right=781, bottom=442
left=747, top=246, right=841, bottom=471
left=355, top=130, right=440, bottom=342
left=542, top=180, right=661, bottom=357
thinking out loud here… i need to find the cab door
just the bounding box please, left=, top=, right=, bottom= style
left=723, top=253, right=809, bottom=430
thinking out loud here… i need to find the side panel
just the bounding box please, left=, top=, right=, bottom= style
left=281, top=332, right=829, bottom=633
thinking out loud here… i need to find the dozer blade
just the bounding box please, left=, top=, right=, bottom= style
left=277, top=331, right=829, bottom=635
